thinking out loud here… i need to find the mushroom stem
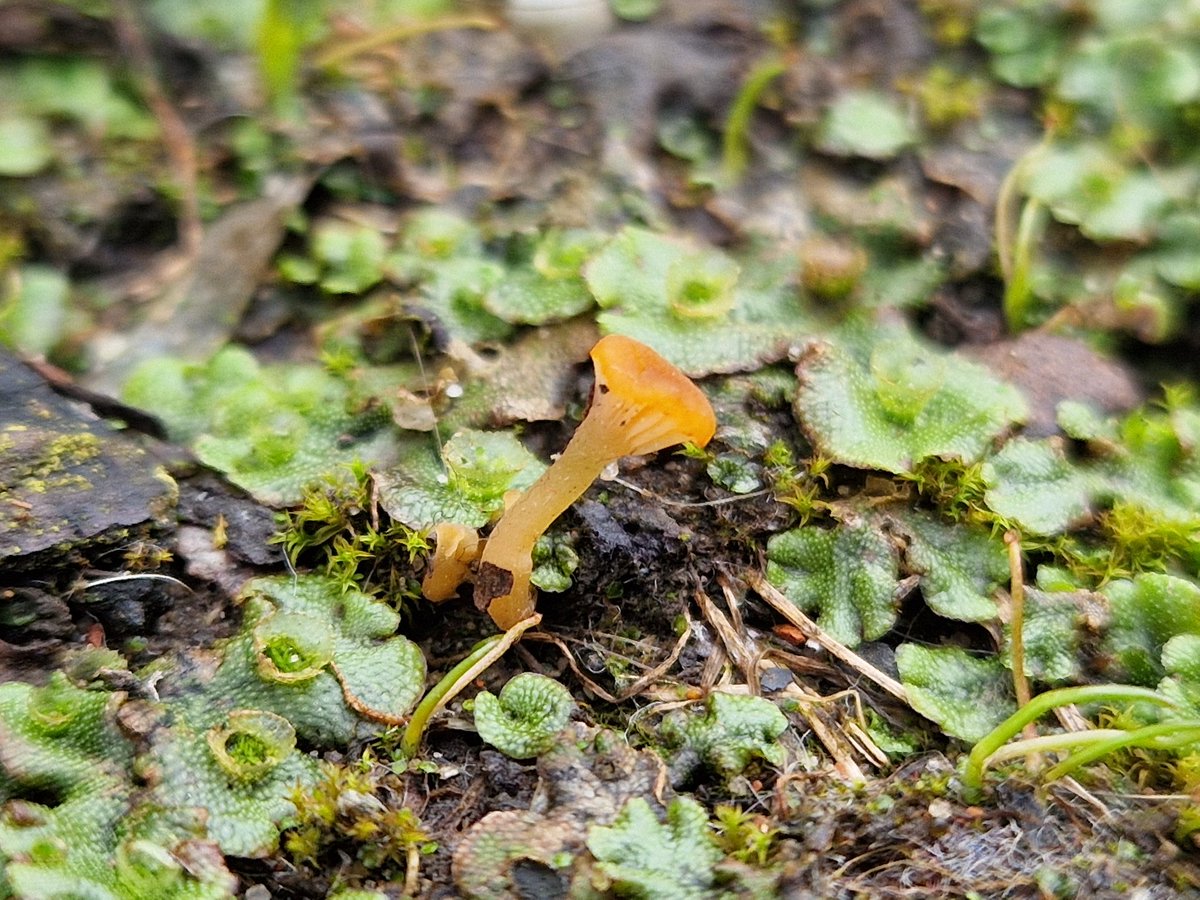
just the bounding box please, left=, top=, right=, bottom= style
left=475, top=334, right=716, bottom=630
left=474, top=413, right=615, bottom=628
left=422, top=523, right=481, bottom=602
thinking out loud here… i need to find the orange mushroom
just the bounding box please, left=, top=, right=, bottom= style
left=421, top=522, right=482, bottom=602
left=475, top=334, right=717, bottom=629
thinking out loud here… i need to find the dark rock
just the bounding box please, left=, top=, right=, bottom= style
left=0, top=351, right=176, bottom=568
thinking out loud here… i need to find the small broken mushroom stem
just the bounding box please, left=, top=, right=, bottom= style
left=421, top=522, right=481, bottom=602
left=476, top=334, right=716, bottom=630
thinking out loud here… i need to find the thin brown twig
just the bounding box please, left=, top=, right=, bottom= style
left=523, top=616, right=692, bottom=704
left=842, top=716, right=890, bottom=768
left=776, top=682, right=867, bottom=781
left=1004, top=530, right=1038, bottom=750
left=746, top=570, right=909, bottom=704
left=803, top=685, right=888, bottom=768
left=1052, top=777, right=1112, bottom=819
left=1005, top=530, right=1031, bottom=709
left=113, top=0, right=202, bottom=258
left=609, top=615, right=692, bottom=700
left=696, top=587, right=758, bottom=692
left=1053, top=702, right=1092, bottom=733
left=761, top=646, right=837, bottom=679
left=523, top=631, right=619, bottom=703
left=699, top=639, right=728, bottom=693
left=718, top=574, right=747, bottom=635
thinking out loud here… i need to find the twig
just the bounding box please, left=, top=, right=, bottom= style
left=842, top=716, right=890, bottom=769
left=775, top=681, right=867, bottom=781
left=761, top=646, right=837, bottom=679
left=746, top=570, right=908, bottom=704
left=699, top=639, right=729, bottom=693
left=1005, top=530, right=1037, bottom=748
left=696, top=586, right=758, bottom=692
left=788, top=682, right=889, bottom=769
left=718, top=575, right=747, bottom=635
left=314, top=15, right=498, bottom=70
left=113, top=0, right=202, bottom=258
left=1051, top=777, right=1112, bottom=819
left=523, top=615, right=692, bottom=703
left=522, top=631, right=620, bottom=703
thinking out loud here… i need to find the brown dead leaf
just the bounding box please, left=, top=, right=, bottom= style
left=966, top=333, right=1142, bottom=438
left=84, top=176, right=312, bottom=397
left=442, top=318, right=599, bottom=430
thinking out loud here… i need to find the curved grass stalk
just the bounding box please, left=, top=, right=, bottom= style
left=400, top=614, right=541, bottom=759
left=1043, top=720, right=1200, bottom=783
left=721, top=55, right=786, bottom=182
left=962, top=684, right=1175, bottom=801
left=1002, top=197, right=1046, bottom=331
left=315, top=15, right=498, bottom=70
left=981, top=729, right=1129, bottom=769
left=994, top=136, right=1053, bottom=332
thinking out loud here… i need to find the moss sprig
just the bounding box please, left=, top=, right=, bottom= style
left=762, top=440, right=832, bottom=526
left=284, top=757, right=436, bottom=878
left=273, top=460, right=428, bottom=603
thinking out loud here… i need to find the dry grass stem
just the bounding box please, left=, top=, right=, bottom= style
left=747, top=570, right=909, bottom=704
left=523, top=616, right=692, bottom=704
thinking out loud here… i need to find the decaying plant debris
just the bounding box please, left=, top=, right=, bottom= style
left=4, top=1, right=1200, bottom=897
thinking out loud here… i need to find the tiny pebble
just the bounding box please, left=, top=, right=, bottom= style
left=760, top=667, right=795, bottom=692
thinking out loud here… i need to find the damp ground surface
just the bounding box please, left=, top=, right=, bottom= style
left=4, top=2, right=1200, bottom=898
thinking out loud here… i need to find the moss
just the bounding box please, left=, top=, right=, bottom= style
left=1095, top=500, right=1200, bottom=580
left=712, top=805, right=778, bottom=867
left=273, top=461, right=429, bottom=601
left=918, top=0, right=975, bottom=47
left=284, top=758, right=436, bottom=878
left=909, top=65, right=987, bottom=129
left=762, top=441, right=833, bottom=527
left=903, top=457, right=992, bottom=523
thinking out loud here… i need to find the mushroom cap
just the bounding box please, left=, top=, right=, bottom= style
left=589, top=334, right=716, bottom=453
